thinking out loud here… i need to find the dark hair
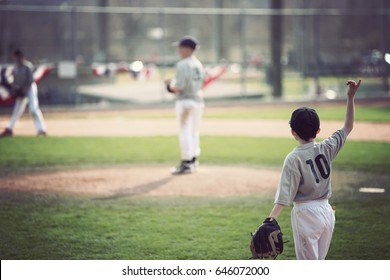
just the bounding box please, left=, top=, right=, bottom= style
left=13, top=49, right=24, bottom=57
left=289, top=107, right=320, bottom=141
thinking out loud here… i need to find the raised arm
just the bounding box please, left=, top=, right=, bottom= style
left=343, top=79, right=361, bottom=135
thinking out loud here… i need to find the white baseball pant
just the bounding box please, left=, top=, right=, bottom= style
left=7, top=82, right=46, bottom=132
left=175, top=99, right=204, bottom=161
left=291, top=199, right=335, bottom=260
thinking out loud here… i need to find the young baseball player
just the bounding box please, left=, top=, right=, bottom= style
left=0, top=49, right=47, bottom=137
left=165, top=36, right=205, bottom=175
left=266, top=80, right=361, bottom=260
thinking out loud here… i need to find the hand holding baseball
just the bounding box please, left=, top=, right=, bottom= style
left=346, top=79, right=361, bottom=98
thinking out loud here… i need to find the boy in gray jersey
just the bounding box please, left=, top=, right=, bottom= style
left=165, top=36, right=205, bottom=175
left=0, top=49, right=47, bottom=137
left=266, top=80, right=361, bottom=259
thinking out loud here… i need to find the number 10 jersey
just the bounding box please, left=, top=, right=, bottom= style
left=274, top=128, right=347, bottom=205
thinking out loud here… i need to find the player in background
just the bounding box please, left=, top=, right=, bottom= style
left=165, top=36, right=205, bottom=175
left=265, top=80, right=361, bottom=259
left=0, top=49, right=47, bottom=137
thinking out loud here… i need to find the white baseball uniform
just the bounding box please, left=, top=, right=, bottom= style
left=274, top=128, right=347, bottom=260
left=6, top=61, right=46, bottom=133
left=172, top=55, right=205, bottom=161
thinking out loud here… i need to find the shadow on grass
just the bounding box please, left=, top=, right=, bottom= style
left=95, top=176, right=175, bottom=201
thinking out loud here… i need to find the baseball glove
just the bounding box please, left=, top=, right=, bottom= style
left=164, top=79, right=175, bottom=94
left=11, top=88, right=27, bottom=98
left=166, top=83, right=175, bottom=94
left=10, top=84, right=28, bottom=98
left=250, top=218, right=284, bottom=259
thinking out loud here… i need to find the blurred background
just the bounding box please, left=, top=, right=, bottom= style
left=0, top=0, right=389, bottom=106
left=0, top=1, right=389, bottom=261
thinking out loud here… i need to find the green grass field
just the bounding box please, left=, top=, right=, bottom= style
left=225, top=75, right=387, bottom=99
left=1, top=137, right=389, bottom=172
left=0, top=135, right=389, bottom=260
left=54, top=105, right=390, bottom=123
left=1, top=195, right=388, bottom=260
left=204, top=105, right=390, bottom=122
left=151, top=68, right=386, bottom=99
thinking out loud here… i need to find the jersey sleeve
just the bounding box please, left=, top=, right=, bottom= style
left=274, top=154, right=301, bottom=205
left=174, top=62, right=188, bottom=90
left=321, top=128, right=347, bottom=161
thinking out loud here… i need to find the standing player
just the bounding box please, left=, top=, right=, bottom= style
left=264, top=80, right=361, bottom=259
left=0, top=49, right=47, bottom=137
left=165, top=36, right=205, bottom=175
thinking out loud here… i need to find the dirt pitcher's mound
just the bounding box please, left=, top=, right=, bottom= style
left=0, top=166, right=280, bottom=198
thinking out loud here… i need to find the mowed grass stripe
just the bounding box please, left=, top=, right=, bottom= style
left=204, top=106, right=390, bottom=123
left=0, top=136, right=389, bottom=173
left=40, top=105, right=390, bottom=122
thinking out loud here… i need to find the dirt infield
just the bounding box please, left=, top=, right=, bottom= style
left=0, top=107, right=388, bottom=199
left=1, top=118, right=390, bottom=141
left=0, top=166, right=280, bottom=198
left=1, top=165, right=389, bottom=198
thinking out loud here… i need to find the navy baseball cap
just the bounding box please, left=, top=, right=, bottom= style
left=13, top=49, right=24, bottom=57
left=173, top=36, right=199, bottom=50
left=289, top=107, right=320, bottom=141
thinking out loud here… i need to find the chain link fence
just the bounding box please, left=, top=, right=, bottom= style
left=1, top=1, right=389, bottom=105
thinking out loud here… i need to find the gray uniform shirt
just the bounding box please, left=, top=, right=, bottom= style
left=174, top=55, right=205, bottom=102
left=13, top=60, right=34, bottom=91
left=274, top=128, right=347, bottom=205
